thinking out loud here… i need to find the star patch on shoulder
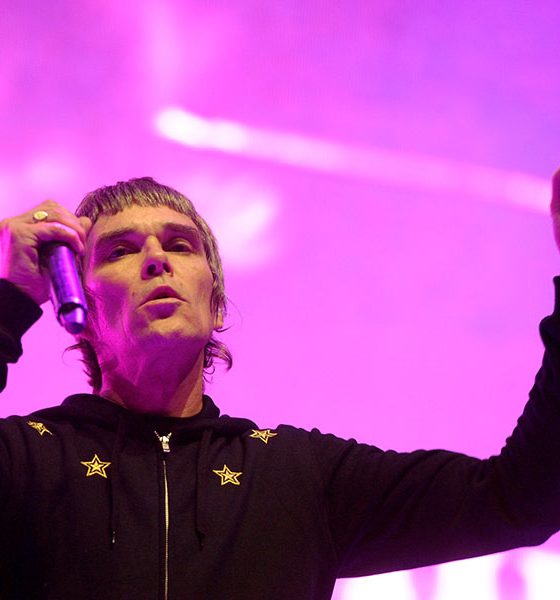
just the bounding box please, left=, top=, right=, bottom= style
left=81, top=454, right=111, bottom=478
left=26, top=421, right=53, bottom=436
left=212, top=464, right=242, bottom=486
left=249, top=429, right=277, bottom=444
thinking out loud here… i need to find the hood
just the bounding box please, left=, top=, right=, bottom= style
left=33, top=393, right=256, bottom=440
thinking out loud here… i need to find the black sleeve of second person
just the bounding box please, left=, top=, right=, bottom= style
left=0, top=279, right=42, bottom=392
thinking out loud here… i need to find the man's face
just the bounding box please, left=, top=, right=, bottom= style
left=81, top=204, right=221, bottom=363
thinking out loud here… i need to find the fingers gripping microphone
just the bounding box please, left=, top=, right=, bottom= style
left=41, top=243, right=88, bottom=334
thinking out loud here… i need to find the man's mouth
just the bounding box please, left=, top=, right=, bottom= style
left=142, top=286, right=184, bottom=305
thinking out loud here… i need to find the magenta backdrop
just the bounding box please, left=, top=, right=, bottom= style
left=2, top=2, right=560, bottom=598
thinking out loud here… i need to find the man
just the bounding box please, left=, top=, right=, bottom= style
left=0, top=176, right=560, bottom=599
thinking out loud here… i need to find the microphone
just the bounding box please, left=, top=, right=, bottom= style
left=41, top=243, right=88, bottom=334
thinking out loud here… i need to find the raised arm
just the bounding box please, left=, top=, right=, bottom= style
left=305, top=170, right=560, bottom=576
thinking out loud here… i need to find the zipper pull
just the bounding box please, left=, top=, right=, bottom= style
left=155, top=432, right=173, bottom=453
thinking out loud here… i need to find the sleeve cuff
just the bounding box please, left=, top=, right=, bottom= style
left=553, top=276, right=560, bottom=315
left=0, top=279, right=43, bottom=361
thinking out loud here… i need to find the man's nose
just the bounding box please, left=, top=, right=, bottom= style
left=141, top=243, right=172, bottom=278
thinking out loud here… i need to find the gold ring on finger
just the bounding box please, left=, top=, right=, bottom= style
left=32, top=210, right=49, bottom=223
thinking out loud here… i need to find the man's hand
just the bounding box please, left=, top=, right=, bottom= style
left=551, top=169, right=560, bottom=252
left=0, top=200, right=92, bottom=306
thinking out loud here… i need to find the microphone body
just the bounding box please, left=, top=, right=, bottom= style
left=41, top=243, right=88, bottom=334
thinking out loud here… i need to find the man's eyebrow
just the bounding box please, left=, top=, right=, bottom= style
left=94, top=227, right=137, bottom=250
left=164, top=223, right=202, bottom=241
left=94, top=223, right=202, bottom=250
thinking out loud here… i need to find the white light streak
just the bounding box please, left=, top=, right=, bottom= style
left=155, top=107, right=550, bottom=214
left=157, top=109, right=248, bottom=151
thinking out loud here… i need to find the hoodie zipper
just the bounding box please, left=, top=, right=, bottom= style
left=155, top=432, right=172, bottom=600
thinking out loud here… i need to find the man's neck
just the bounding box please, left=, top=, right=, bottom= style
left=99, top=350, right=205, bottom=418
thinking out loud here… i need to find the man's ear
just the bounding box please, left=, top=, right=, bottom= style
left=214, top=308, right=224, bottom=330
left=75, top=307, right=96, bottom=344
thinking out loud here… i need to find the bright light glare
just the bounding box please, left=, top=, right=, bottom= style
left=434, top=554, right=500, bottom=600
left=522, top=550, right=560, bottom=600
left=173, top=174, right=278, bottom=269
left=216, top=195, right=277, bottom=266
left=155, top=107, right=550, bottom=214
left=339, top=571, right=416, bottom=600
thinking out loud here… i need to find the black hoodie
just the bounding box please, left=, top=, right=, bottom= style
left=1, top=278, right=560, bottom=599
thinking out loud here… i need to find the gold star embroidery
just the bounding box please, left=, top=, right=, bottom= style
left=80, top=454, right=111, bottom=478
left=27, top=421, right=53, bottom=436
left=212, top=464, right=242, bottom=486
left=249, top=429, right=278, bottom=444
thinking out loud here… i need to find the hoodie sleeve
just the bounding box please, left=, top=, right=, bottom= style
left=0, top=279, right=43, bottom=392
left=309, top=277, right=560, bottom=577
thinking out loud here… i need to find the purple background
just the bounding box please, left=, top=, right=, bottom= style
left=2, top=2, right=560, bottom=598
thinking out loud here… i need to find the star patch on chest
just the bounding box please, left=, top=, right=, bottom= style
left=26, top=421, right=53, bottom=436
left=80, top=454, right=111, bottom=478
left=212, top=464, right=242, bottom=486
left=249, top=429, right=277, bottom=444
